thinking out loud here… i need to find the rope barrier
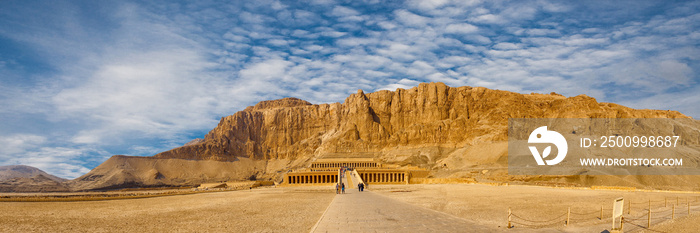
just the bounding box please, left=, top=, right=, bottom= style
left=622, top=217, right=646, bottom=227
left=569, top=216, right=601, bottom=221
left=623, top=213, right=647, bottom=221
left=508, top=196, right=698, bottom=229
left=570, top=210, right=599, bottom=216
left=510, top=212, right=567, bottom=223
left=510, top=220, right=565, bottom=228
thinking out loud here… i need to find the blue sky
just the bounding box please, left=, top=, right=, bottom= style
left=1, top=0, right=699, bottom=178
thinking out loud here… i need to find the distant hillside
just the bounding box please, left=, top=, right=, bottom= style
left=0, top=165, right=69, bottom=192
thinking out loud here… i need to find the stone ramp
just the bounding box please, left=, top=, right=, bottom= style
left=344, top=171, right=357, bottom=190
left=310, top=188, right=496, bottom=232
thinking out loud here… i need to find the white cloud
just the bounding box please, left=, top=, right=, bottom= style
left=444, top=23, right=478, bottom=34
left=492, top=42, right=521, bottom=50
left=394, top=9, right=430, bottom=27
left=0, top=134, right=47, bottom=155
left=379, top=78, right=421, bottom=91
left=407, top=0, right=450, bottom=11
left=1, top=0, right=699, bottom=180
left=470, top=14, right=504, bottom=24
left=330, top=6, right=360, bottom=17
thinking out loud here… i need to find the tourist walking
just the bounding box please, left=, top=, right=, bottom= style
left=341, top=182, right=345, bottom=194
left=335, top=183, right=340, bottom=194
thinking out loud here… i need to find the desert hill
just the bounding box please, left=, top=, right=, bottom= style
left=70, top=82, right=700, bottom=191
left=0, top=165, right=69, bottom=192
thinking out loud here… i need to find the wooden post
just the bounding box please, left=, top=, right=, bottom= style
left=647, top=205, right=651, bottom=229
left=628, top=201, right=631, bottom=214
left=508, top=208, right=512, bottom=228
left=566, top=207, right=570, bottom=226
left=620, top=216, right=624, bottom=231
left=665, top=197, right=667, bottom=207
left=672, top=205, right=675, bottom=220
left=600, top=205, right=603, bottom=220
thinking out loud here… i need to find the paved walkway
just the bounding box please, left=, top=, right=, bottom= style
left=311, top=172, right=495, bottom=232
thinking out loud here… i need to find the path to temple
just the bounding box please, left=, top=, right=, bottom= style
left=310, top=171, right=497, bottom=232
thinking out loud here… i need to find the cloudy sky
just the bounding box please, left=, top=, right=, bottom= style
left=1, top=0, right=698, bottom=178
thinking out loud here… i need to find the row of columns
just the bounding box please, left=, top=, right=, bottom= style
left=288, top=174, right=337, bottom=184
left=311, top=162, right=378, bottom=168
left=360, top=172, right=405, bottom=183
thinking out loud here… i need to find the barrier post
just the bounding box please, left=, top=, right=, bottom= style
left=508, top=208, right=512, bottom=228
left=620, top=216, right=624, bottom=231
left=647, top=206, right=651, bottom=229
left=672, top=205, right=675, bottom=219
left=566, top=207, right=570, bottom=226
left=628, top=201, right=631, bottom=214
left=600, top=206, right=603, bottom=220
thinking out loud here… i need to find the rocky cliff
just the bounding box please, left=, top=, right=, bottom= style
left=154, top=82, right=688, bottom=161
left=72, top=82, right=698, bottom=190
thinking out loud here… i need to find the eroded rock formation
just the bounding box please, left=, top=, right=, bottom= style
left=155, top=82, right=688, bottom=161
left=71, top=82, right=698, bottom=190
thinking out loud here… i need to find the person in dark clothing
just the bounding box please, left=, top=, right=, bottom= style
left=341, top=182, right=345, bottom=194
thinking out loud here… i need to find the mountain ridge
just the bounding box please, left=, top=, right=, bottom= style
left=0, top=165, right=69, bottom=192
left=68, top=82, right=696, bottom=191
left=154, top=82, right=688, bottom=161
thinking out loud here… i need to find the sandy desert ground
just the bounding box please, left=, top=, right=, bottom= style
left=1, top=184, right=699, bottom=232
left=372, top=184, right=700, bottom=232
left=0, top=187, right=334, bottom=233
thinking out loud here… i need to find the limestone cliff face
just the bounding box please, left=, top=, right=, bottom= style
left=154, top=82, right=689, bottom=162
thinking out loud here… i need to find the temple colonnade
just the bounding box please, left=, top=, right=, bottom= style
left=286, top=173, right=338, bottom=184
left=310, top=162, right=378, bottom=169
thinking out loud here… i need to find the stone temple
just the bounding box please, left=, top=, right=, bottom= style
left=284, top=157, right=428, bottom=186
